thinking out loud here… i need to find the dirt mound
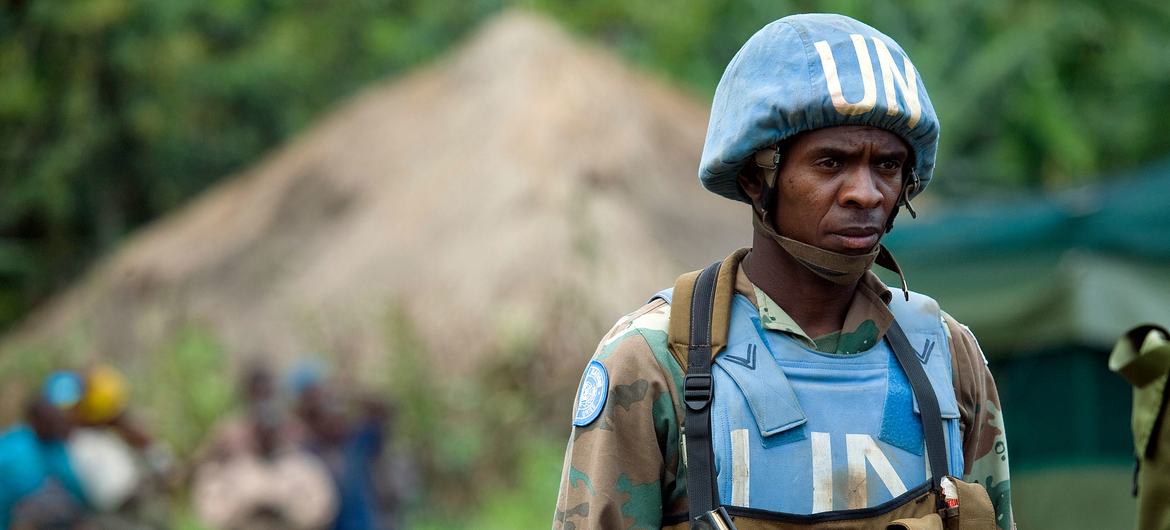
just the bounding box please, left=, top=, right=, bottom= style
left=1, top=11, right=746, bottom=384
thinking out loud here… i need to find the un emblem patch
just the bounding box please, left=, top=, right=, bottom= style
left=573, top=361, right=608, bottom=427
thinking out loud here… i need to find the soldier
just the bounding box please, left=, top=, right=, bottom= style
left=554, top=14, right=1014, bottom=530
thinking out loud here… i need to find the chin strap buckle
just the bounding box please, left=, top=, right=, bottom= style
left=900, top=170, right=921, bottom=219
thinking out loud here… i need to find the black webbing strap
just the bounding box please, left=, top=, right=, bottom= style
left=685, top=260, right=722, bottom=527
left=886, top=320, right=949, bottom=489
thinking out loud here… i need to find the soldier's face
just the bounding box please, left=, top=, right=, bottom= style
left=761, top=126, right=907, bottom=255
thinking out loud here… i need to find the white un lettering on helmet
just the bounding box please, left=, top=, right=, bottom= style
left=814, top=34, right=923, bottom=129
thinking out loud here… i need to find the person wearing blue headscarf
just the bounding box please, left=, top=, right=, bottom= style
left=0, top=397, right=89, bottom=530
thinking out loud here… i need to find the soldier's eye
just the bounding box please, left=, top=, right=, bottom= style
left=814, top=158, right=843, bottom=170
left=876, top=159, right=902, bottom=173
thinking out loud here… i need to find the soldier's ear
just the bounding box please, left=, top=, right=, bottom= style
left=737, top=166, right=766, bottom=212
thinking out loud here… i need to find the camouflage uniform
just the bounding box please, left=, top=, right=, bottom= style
left=553, top=267, right=1015, bottom=530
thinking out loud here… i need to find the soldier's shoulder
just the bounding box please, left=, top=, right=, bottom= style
left=892, top=288, right=943, bottom=315
left=598, top=298, right=671, bottom=350
left=940, top=310, right=990, bottom=368
left=939, top=310, right=977, bottom=344
left=588, top=298, right=680, bottom=381
left=886, top=289, right=946, bottom=334
left=939, top=311, right=969, bottom=333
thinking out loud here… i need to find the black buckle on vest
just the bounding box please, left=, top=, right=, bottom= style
left=684, top=373, right=712, bottom=411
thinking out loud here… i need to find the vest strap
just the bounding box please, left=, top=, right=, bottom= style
left=685, top=260, right=724, bottom=527
left=886, top=321, right=949, bottom=490
left=669, top=249, right=748, bottom=369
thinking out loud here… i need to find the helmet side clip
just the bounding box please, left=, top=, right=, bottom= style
left=753, top=145, right=783, bottom=218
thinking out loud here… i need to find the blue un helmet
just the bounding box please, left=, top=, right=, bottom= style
left=699, top=14, right=939, bottom=212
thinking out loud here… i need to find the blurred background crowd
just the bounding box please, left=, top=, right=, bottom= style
left=2, top=1, right=1169, bottom=528
left=1, top=360, right=410, bottom=530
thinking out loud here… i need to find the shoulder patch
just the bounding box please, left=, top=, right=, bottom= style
left=572, top=361, right=609, bottom=427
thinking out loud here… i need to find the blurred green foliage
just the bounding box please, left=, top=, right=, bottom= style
left=407, top=434, right=563, bottom=530
left=2, top=0, right=1170, bottom=331
left=139, top=326, right=234, bottom=457
left=381, top=301, right=564, bottom=519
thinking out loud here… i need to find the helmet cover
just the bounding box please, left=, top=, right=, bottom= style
left=699, top=13, right=939, bottom=203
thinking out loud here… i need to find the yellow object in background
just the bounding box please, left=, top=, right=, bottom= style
left=1109, top=324, right=1170, bottom=530
left=75, top=364, right=129, bottom=425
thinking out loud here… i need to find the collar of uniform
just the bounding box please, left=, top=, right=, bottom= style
left=734, top=264, right=895, bottom=354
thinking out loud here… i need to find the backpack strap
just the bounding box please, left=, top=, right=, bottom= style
left=671, top=249, right=747, bottom=529
left=668, top=248, right=750, bottom=371
left=682, top=259, right=723, bottom=527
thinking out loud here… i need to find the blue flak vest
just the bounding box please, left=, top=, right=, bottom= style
left=653, top=288, right=964, bottom=516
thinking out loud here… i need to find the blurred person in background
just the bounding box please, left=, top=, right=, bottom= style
left=192, top=399, right=337, bottom=530
left=555, top=13, right=1011, bottom=530
left=193, top=361, right=305, bottom=465
left=0, top=396, right=89, bottom=530
left=293, top=363, right=401, bottom=530
left=58, top=365, right=175, bottom=530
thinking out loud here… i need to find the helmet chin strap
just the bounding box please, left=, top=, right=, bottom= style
left=751, top=146, right=912, bottom=300
left=751, top=213, right=879, bottom=286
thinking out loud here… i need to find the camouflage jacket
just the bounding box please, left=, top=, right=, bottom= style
left=553, top=269, right=1015, bottom=530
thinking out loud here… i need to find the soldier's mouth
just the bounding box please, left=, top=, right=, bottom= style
left=829, top=227, right=881, bottom=251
